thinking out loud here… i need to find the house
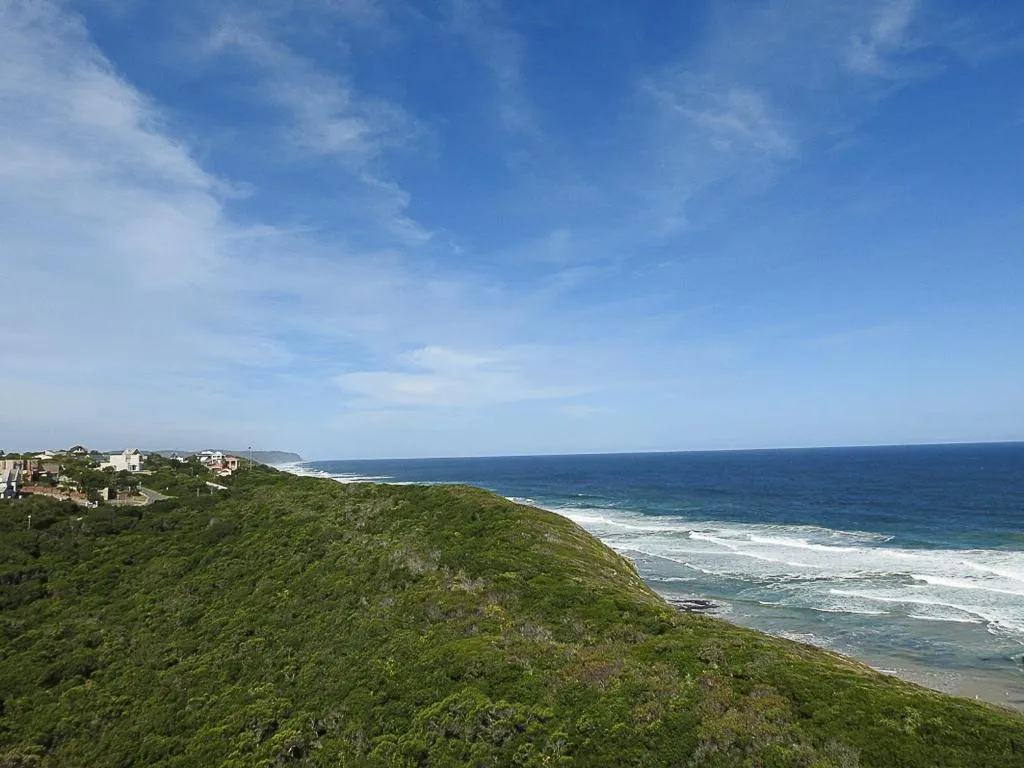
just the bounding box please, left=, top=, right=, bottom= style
left=197, top=450, right=225, bottom=464
left=39, top=460, right=61, bottom=476
left=0, top=464, right=22, bottom=499
left=100, top=449, right=145, bottom=473
left=33, top=450, right=58, bottom=460
left=67, top=445, right=89, bottom=457
left=197, top=453, right=242, bottom=476
left=0, top=458, right=38, bottom=483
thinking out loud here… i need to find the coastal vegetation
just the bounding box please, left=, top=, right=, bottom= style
left=1, top=464, right=1022, bottom=766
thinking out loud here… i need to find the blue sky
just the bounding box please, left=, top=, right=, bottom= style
left=2, top=0, right=1022, bottom=459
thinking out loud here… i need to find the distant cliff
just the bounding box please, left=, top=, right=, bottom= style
left=228, top=450, right=303, bottom=465
left=149, top=450, right=303, bottom=465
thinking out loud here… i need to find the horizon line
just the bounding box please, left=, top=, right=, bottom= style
left=302, top=438, right=1024, bottom=463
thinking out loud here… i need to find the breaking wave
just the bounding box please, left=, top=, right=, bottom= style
left=276, top=462, right=398, bottom=484
left=550, top=503, right=1024, bottom=639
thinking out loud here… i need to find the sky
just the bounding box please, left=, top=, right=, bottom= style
left=2, top=0, right=1023, bottom=459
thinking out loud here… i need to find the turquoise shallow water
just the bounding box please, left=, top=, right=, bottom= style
left=297, top=443, right=1024, bottom=707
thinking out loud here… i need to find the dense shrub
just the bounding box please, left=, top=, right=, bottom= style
left=0, top=466, right=1022, bottom=766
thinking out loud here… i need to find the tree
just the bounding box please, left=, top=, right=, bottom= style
left=114, top=471, right=139, bottom=499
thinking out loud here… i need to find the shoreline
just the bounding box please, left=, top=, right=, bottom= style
left=861, top=651, right=1024, bottom=711
left=277, top=463, right=1024, bottom=712
left=655, top=587, right=1024, bottom=712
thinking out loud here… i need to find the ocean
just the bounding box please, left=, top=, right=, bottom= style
left=288, top=443, right=1024, bottom=708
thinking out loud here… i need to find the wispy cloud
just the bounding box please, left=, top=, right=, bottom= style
left=200, top=12, right=434, bottom=248
left=5, top=0, right=1021, bottom=456
left=629, top=75, right=795, bottom=237
left=0, top=1, right=225, bottom=292
left=0, top=0, right=484, bottom=448
left=617, top=0, right=940, bottom=237
left=644, top=74, right=796, bottom=160
left=448, top=0, right=535, bottom=135
left=205, top=21, right=415, bottom=161
left=337, top=345, right=581, bottom=409
left=846, top=0, right=923, bottom=78
left=356, top=172, right=434, bottom=245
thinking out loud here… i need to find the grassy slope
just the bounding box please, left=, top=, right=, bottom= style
left=1, top=467, right=1022, bottom=767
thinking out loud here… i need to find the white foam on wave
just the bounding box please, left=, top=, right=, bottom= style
left=747, top=535, right=861, bottom=554
left=758, top=600, right=889, bottom=617
left=274, top=474, right=1024, bottom=637
left=558, top=505, right=890, bottom=544
left=963, top=560, right=1024, bottom=583
left=564, top=512, right=651, bottom=529
left=907, top=614, right=984, bottom=625
left=507, top=496, right=537, bottom=506
left=275, top=462, right=331, bottom=478
left=550, top=501, right=1024, bottom=636
left=276, top=463, right=396, bottom=484
left=681, top=562, right=718, bottom=576
left=828, top=588, right=1024, bottom=634
left=687, top=532, right=821, bottom=569
left=912, top=574, right=1024, bottom=598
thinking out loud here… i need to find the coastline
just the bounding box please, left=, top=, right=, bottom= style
left=655, top=587, right=1024, bottom=712
left=8, top=464, right=1024, bottom=765
left=278, top=462, right=1024, bottom=712
left=861, top=652, right=1024, bottom=711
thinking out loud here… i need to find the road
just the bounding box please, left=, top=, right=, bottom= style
left=139, top=487, right=171, bottom=504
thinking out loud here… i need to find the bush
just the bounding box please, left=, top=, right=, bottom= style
left=0, top=467, right=1021, bottom=766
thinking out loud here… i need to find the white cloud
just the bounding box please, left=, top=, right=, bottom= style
left=357, top=172, right=434, bottom=245
left=0, top=1, right=226, bottom=296
left=616, top=0, right=941, bottom=237
left=846, top=0, right=921, bottom=77
left=200, top=15, right=434, bottom=248
left=644, top=75, right=796, bottom=160
left=448, top=0, right=535, bottom=135
left=5, top=0, right=1016, bottom=457
left=630, top=74, right=795, bottom=238
left=205, top=21, right=415, bottom=161
left=336, top=345, right=581, bottom=408
left=0, top=0, right=483, bottom=449
left=404, top=346, right=497, bottom=370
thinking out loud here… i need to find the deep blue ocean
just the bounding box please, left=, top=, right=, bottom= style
left=291, top=443, right=1024, bottom=707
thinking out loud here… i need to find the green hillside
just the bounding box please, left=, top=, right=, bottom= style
left=1, top=465, right=1022, bottom=767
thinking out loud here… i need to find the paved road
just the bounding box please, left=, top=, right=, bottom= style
left=139, top=487, right=171, bottom=505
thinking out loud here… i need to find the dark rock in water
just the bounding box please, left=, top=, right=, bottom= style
left=667, top=597, right=717, bottom=613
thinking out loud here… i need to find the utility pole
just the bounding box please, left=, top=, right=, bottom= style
left=248, top=446, right=253, bottom=469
